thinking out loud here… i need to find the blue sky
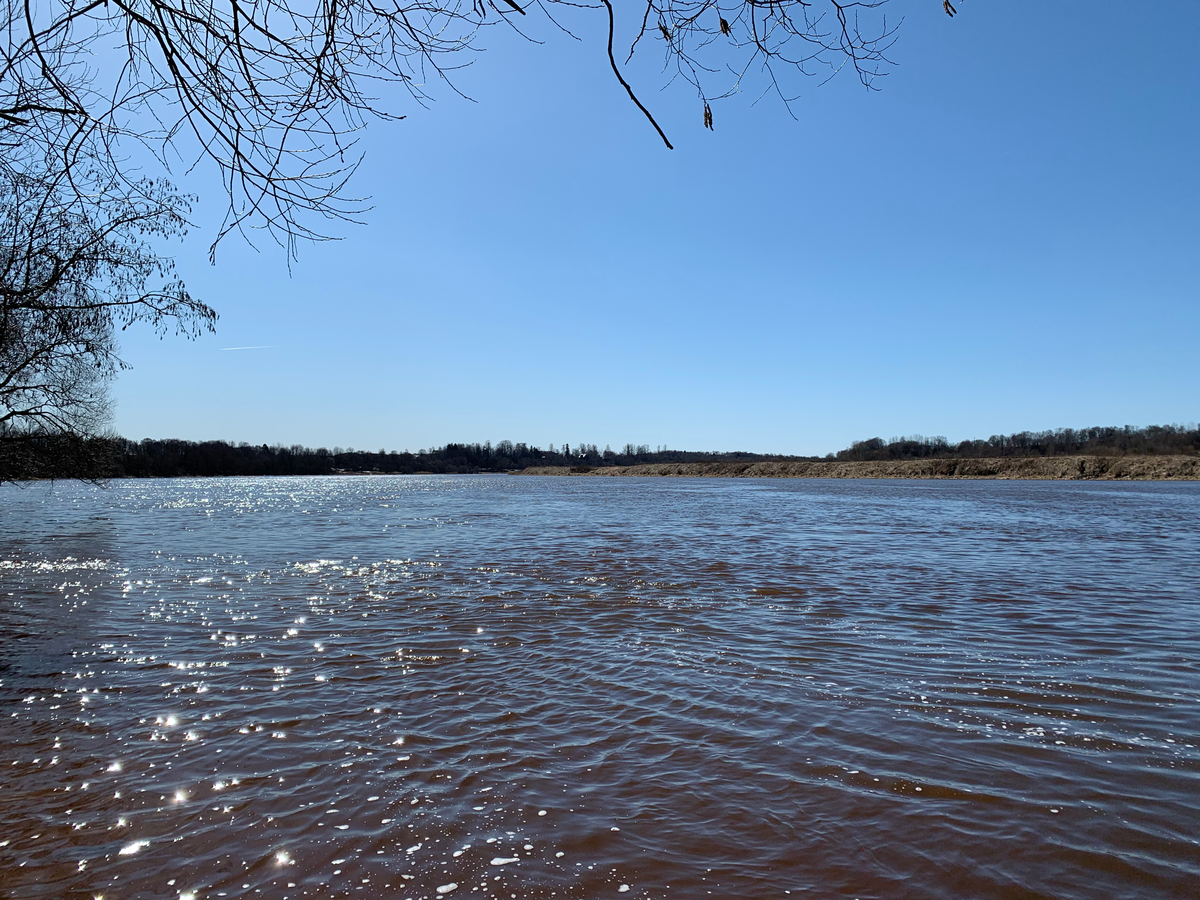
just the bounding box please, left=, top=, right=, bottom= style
left=113, top=1, right=1199, bottom=456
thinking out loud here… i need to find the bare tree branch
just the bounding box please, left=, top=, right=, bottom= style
left=1, top=1, right=930, bottom=254
left=601, top=0, right=672, bottom=149
left=0, top=147, right=214, bottom=440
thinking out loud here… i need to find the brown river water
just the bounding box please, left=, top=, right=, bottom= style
left=0, top=475, right=1197, bottom=900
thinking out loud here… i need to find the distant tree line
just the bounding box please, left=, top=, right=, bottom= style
left=834, top=425, right=1200, bottom=462
left=0, top=432, right=121, bottom=482
left=0, top=437, right=795, bottom=480
left=3, top=425, right=1196, bottom=482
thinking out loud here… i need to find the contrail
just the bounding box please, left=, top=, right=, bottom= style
left=220, top=345, right=274, bottom=351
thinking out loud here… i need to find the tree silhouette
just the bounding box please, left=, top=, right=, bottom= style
left=0, top=148, right=214, bottom=450
left=1, top=1, right=938, bottom=256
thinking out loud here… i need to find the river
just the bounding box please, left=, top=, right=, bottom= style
left=1, top=475, right=1197, bottom=899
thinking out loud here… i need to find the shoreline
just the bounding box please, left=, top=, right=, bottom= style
left=520, top=455, right=1200, bottom=480
left=5, top=455, right=1198, bottom=483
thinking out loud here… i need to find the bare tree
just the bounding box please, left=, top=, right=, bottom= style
left=0, top=150, right=215, bottom=443
left=1, top=1, right=951, bottom=257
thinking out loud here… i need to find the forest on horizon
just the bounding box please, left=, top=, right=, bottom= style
left=2, top=425, right=1197, bottom=482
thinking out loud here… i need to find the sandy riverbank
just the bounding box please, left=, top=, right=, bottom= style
left=521, top=455, right=1200, bottom=480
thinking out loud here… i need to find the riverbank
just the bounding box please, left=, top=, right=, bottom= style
left=521, top=455, right=1200, bottom=480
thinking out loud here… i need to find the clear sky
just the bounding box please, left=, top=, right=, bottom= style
left=112, top=1, right=1199, bottom=456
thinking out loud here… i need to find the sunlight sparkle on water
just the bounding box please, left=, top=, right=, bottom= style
left=0, top=476, right=1196, bottom=900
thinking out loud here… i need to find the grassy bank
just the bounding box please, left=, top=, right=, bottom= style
left=521, top=455, right=1200, bottom=480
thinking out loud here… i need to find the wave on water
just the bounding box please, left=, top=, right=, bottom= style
left=1, top=475, right=1198, bottom=899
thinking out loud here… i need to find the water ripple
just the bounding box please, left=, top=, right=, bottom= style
left=1, top=476, right=1198, bottom=899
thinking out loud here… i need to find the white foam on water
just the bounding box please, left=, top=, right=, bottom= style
left=490, top=857, right=519, bottom=866
left=436, top=884, right=458, bottom=894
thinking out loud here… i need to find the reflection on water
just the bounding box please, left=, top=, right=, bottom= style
left=0, top=475, right=1198, bottom=899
